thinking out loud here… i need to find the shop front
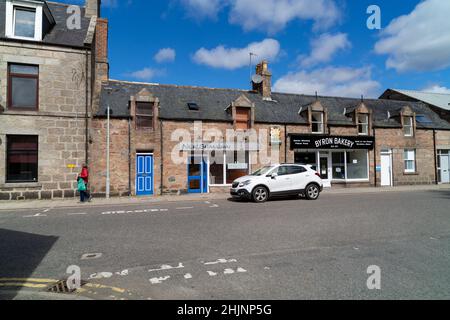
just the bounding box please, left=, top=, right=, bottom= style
left=290, top=135, right=375, bottom=187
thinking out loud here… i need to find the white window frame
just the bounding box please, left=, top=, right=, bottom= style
left=404, top=149, right=416, bottom=173
left=357, top=114, right=369, bottom=135
left=403, top=116, right=414, bottom=137
left=5, top=0, right=43, bottom=41
left=209, top=151, right=251, bottom=187
left=311, top=111, right=324, bottom=134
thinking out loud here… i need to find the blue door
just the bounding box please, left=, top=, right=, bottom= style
left=136, top=154, right=153, bottom=196
left=187, top=156, right=208, bottom=193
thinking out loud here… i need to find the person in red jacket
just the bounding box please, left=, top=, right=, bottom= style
left=79, top=164, right=91, bottom=202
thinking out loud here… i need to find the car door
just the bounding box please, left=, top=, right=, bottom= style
left=286, top=165, right=309, bottom=191
left=270, top=165, right=294, bottom=193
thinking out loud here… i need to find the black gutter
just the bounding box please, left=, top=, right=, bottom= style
left=160, top=119, right=164, bottom=195
left=373, top=127, right=377, bottom=187
left=433, top=129, right=438, bottom=184
left=128, top=118, right=132, bottom=196
left=84, top=49, right=89, bottom=165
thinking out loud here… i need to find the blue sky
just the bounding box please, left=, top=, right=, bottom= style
left=64, top=0, right=450, bottom=98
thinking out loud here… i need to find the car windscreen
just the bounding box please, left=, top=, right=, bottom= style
left=251, top=166, right=275, bottom=176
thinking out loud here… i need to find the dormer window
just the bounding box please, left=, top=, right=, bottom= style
left=136, top=102, right=154, bottom=130
left=311, top=111, right=324, bottom=134
left=403, top=116, right=414, bottom=137
left=357, top=114, right=369, bottom=135
left=5, top=0, right=44, bottom=41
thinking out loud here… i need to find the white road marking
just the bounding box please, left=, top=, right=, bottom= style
left=207, top=271, right=218, bottom=277
left=101, top=208, right=169, bottom=215
left=89, top=272, right=113, bottom=279
left=209, top=204, right=219, bottom=208
left=148, top=263, right=184, bottom=273
left=224, top=268, right=235, bottom=275
left=237, top=267, right=247, bottom=273
left=68, top=212, right=87, bottom=216
left=116, top=269, right=129, bottom=276
left=81, top=253, right=102, bottom=260
left=204, top=258, right=237, bottom=265
left=176, top=207, right=194, bottom=210
left=149, top=276, right=170, bottom=284
left=184, top=273, right=193, bottom=279
left=24, top=213, right=47, bottom=218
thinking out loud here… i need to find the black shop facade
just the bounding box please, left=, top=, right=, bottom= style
left=290, top=134, right=376, bottom=187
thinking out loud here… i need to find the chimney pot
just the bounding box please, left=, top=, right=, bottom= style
left=85, top=0, right=101, bottom=17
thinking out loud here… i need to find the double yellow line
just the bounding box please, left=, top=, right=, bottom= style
left=0, top=278, right=58, bottom=289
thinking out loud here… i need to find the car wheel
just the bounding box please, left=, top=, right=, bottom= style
left=305, top=184, right=320, bottom=200
left=252, top=186, right=269, bottom=203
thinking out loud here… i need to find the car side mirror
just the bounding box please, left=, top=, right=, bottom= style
left=269, top=172, right=278, bottom=179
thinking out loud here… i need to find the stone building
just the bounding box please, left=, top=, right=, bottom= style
left=89, top=60, right=450, bottom=197
left=0, top=0, right=107, bottom=200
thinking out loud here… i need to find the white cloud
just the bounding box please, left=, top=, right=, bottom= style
left=154, top=48, right=176, bottom=63
left=228, top=0, right=340, bottom=34
left=422, top=85, right=450, bottom=94
left=374, top=0, right=450, bottom=72
left=273, top=66, right=381, bottom=98
left=193, top=38, right=280, bottom=69
left=180, top=0, right=223, bottom=19
left=300, top=33, right=351, bottom=67
left=127, top=68, right=164, bottom=81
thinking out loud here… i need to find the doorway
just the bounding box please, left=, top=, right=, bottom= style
left=438, top=151, right=449, bottom=184
left=136, top=153, right=154, bottom=196
left=319, top=152, right=331, bottom=188
left=380, top=149, right=393, bottom=186
left=187, top=155, right=208, bottom=193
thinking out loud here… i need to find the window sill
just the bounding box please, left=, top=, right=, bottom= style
left=403, top=172, right=419, bottom=176
left=1, top=182, right=42, bottom=189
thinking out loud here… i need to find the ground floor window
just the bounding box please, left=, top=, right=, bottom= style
left=208, top=150, right=250, bottom=186
left=346, top=150, right=369, bottom=180
left=404, top=149, right=416, bottom=173
left=295, top=149, right=369, bottom=181
left=6, top=135, right=38, bottom=182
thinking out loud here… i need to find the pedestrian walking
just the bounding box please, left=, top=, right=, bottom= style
left=80, top=164, right=92, bottom=202
left=77, top=176, right=87, bottom=203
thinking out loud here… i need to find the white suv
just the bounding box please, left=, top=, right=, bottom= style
left=230, top=164, right=323, bottom=203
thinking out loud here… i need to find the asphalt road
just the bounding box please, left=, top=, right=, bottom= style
left=0, top=189, right=450, bottom=300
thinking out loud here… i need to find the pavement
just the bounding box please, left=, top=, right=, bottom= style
left=0, top=186, right=450, bottom=300
left=1, top=184, right=449, bottom=211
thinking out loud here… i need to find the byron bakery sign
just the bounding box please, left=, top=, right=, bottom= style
left=290, top=135, right=375, bottom=150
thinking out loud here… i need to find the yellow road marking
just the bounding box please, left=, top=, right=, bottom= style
left=0, top=278, right=57, bottom=283
left=85, top=283, right=126, bottom=293
left=0, top=283, right=48, bottom=288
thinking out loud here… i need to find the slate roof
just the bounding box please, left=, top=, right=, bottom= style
left=380, top=89, right=450, bottom=111
left=0, top=1, right=92, bottom=48
left=98, top=80, right=450, bottom=131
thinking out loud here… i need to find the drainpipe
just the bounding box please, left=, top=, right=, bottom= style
left=284, top=124, right=287, bottom=163
left=433, top=129, right=438, bottom=184
left=128, top=117, right=132, bottom=196
left=160, top=119, right=164, bottom=195
left=106, top=103, right=110, bottom=199
left=373, top=126, right=377, bottom=187
left=85, top=49, right=89, bottom=165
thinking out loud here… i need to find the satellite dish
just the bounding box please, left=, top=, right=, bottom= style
left=252, top=74, right=263, bottom=84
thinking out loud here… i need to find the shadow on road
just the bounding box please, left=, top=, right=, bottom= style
left=0, top=229, right=58, bottom=300
left=426, top=189, right=450, bottom=200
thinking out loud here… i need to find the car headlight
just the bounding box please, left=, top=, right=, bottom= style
left=239, top=180, right=252, bottom=187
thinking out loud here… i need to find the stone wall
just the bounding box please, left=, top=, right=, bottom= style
left=0, top=42, right=91, bottom=200
left=374, top=128, right=436, bottom=186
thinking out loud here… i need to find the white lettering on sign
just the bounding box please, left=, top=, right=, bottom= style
left=314, top=138, right=355, bottom=148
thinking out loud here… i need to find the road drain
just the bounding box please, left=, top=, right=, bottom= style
left=47, top=280, right=87, bottom=294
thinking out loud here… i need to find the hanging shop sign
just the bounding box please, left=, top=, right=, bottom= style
left=290, top=135, right=375, bottom=150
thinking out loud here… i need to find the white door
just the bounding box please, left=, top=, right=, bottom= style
left=380, top=151, right=393, bottom=186
left=440, top=154, right=449, bottom=183
left=319, top=154, right=332, bottom=188
left=271, top=166, right=294, bottom=192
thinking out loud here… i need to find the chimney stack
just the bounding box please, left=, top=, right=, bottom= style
left=85, top=0, right=101, bottom=17
left=253, top=60, right=272, bottom=99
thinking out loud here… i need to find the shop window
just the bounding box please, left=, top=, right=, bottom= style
left=8, top=63, right=39, bottom=110
left=346, top=150, right=368, bottom=179
left=209, top=151, right=224, bottom=185
left=357, top=114, right=369, bottom=135
left=404, top=149, right=416, bottom=173
left=226, top=151, right=249, bottom=184
left=136, top=102, right=153, bottom=129
left=403, top=116, right=414, bottom=137
left=311, top=112, right=324, bottom=134
left=6, top=135, right=38, bottom=183
left=295, top=152, right=317, bottom=170
left=332, top=152, right=346, bottom=179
